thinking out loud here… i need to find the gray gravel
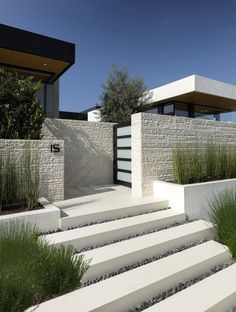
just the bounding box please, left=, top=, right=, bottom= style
left=77, top=220, right=194, bottom=253
left=82, top=239, right=208, bottom=287
left=128, top=263, right=231, bottom=312
left=228, top=308, right=236, bottom=312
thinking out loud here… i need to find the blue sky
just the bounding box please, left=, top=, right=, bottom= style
left=1, top=0, right=236, bottom=112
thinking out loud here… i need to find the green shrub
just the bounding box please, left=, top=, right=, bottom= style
left=0, top=69, right=45, bottom=139
left=173, top=143, right=236, bottom=184
left=0, top=146, right=40, bottom=211
left=0, top=222, right=89, bottom=312
left=209, top=189, right=236, bottom=258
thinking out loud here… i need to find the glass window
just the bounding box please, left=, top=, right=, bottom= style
left=117, top=149, right=131, bottom=159
left=194, top=105, right=228, bottom=121
left=175, top=102, right=189, bottom=117
left=117, top=137, right=131, bottom=147
left=163, top=104, right=174, bottom=115
left=117, top=160, right=131, bottom=171
left=146, top=108, right=158, bottom=114
left=117, top=171, right=131, bottom=183
left=117, top=126, right=131, bottom=136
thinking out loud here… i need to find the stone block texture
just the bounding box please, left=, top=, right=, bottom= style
left=0, top=139, right=64, bottom=201
left=132, top=113, right=236, bottom=196
left=42, top=118, right=114, bottom=194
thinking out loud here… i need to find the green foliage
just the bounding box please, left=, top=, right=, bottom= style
left=173, top=143, right=236, bottom=184
left=209, top=189, right=236, bottom=258
left=0, top=146, right=40, bottom=211
left=0, top=69, right=45, bottom=139
left=0, top=222, right=89, bottom=312
left=100, top=66, right=151, bottom=123
left=18, top=146, right=40, bottom=210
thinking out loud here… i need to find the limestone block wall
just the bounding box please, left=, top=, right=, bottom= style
left=42, top=118, right=114, bottom=193
left=0, top=139, right=64, bottom=201
left=132, top=113, right=236, bottom=196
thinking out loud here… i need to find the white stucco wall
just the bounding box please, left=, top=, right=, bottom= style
left=132, top=113, right=236, bottom=196
left=42, top=118, right=114, bottom=194
left=154, top=179, right=236, bottom=221
left=87, top=109, right=101, bottom=122
left=0, top=139, right=64, bottom=201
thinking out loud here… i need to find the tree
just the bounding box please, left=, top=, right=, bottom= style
left=100, top=66, right=151, bottom=123
left=0, top=69, right=45, bottom=139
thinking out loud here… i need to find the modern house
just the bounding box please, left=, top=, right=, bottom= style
left=60, top=105, right=101, bottom=121
left=144, top=75, right=236, bottom=122
left=1, top=23, right=236, bottom=123
left=0, top=23, right=75, bottom=118
left=84, top=75, right=236, bottom=123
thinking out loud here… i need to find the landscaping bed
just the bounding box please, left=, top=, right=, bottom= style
left=0, top=202, right=43, bottom=216
left=154, top=178, right=236, bottom=221
left=0, top=198, right=60, bottom=233
left=154, top=143, right=236, bottom=220
left=0, top=222, right=89, bottom=312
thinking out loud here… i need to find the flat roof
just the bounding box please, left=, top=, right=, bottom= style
left=146, top=75, right=236, bottom=111
left=0, top=24, right=75, bottom=83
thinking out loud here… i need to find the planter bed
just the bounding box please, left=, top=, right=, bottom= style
left=0, top=197, right=60, bottom=232
left=0, top=203, right=44, bottom=216
left=153, top=178, right=236, bottom=221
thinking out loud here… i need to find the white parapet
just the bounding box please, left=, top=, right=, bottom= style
left=87, top=109, right=101, bottom=121
left=153, top=179, right=236, bottom=220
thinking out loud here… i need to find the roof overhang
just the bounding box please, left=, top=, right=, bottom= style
left=146, top=75, right=236, bottom=111
left=0, top=24, right=75, bottom=83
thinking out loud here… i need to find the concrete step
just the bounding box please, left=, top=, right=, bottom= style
left=145, top=263, right=236, bottom=312
left=27, top=241, right=232, bottom=312
left=60, top=200, right=169, bottom=230
left=78, top=220, right=213, bottom=283
left=44, top=209, right=186, bottom=251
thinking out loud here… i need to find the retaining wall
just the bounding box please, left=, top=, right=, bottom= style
left=132, top=113, right=236, bottom=196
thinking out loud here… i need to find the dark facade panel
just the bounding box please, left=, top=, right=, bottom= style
left=59, top=111, right=87, bottom=120
left=0, top=24, right=75, bottom=63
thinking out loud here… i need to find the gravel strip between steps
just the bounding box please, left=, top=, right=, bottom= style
left=128, top=263, right=232, bottom=312
left=76, top=220, right=194, bottom=253
left=82, top=239, right=208, bottom=287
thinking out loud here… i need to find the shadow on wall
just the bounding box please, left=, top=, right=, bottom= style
left=43, top=119, right=114, bottom=194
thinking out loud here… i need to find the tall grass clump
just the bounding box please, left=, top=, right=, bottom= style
left=0, top=145, right=40, bottom=212
left=173, top=142, right=236, bottom=184
left=0, top=222, right=89, bottom=312
left=209, top=189, right=236, bottom=258
left=18, top=146, right=40, bottom=210
left=0, top=152, right=18, bottom=208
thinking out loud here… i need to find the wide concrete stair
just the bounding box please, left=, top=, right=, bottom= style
left=78, top=220, right=213, bottom=283
left=30, top=200, right=235, bottom=312
left=45, top=208, right=185, bottom=251
left=59, top=199, right=169, bottom=230
left=144, top=263, right=236, bottom=312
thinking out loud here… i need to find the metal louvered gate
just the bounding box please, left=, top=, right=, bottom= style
left=113, top=123, right=131, bottom=187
